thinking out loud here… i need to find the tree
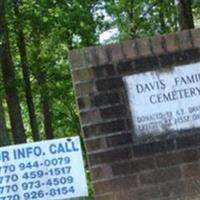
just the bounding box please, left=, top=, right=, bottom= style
left=176, top=0, right=195, bottom=30
left=13, top=0, right=40, bottom=141
left=36, top=62, right=54, bottom=140
left=0, top=92, right=9, bottom=146
left=31, top=35, right=54, bottom=140
left=0, top=0, right=26, bottom=144
left=102, top=0, right=177, bottom=40
left=21, top=0, right=99, bottom=139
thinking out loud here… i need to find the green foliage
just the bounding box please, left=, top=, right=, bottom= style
left=4, top=0, right=99, bottom=140
left=102, top=0, right=178, bottom=40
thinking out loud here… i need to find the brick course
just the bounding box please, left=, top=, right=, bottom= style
left=69, top=28, right=200, bottom=200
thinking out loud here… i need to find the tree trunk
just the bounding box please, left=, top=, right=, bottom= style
left=13, top=0, right=40, bottom=141
left=31, top=34, right=54, bottom=140
left=0, top=0, right=26, bottom=144
left=37, top=71, right=54, bottom=140
left=159, top=4, right=167, bottom=34
left=0, top=96, right=9, bottom=147
left=176, top=0, right=194, bottom=30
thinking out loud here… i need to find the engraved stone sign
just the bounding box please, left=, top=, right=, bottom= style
left=124, top=62, right=200, bottom=136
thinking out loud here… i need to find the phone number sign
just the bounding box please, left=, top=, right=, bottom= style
left=0, top=137, right=88, bottom=200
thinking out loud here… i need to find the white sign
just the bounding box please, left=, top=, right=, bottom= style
left=0, top=137, right=88, bottom=200
left=124, top=62, right=200, bottom=136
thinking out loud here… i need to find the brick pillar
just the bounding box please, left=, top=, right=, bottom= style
left=69, top=29, right=200, bottom=200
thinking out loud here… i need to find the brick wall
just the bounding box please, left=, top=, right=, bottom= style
left=69, top=29, right=200, bottom=200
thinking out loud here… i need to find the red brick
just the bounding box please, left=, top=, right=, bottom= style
left=78, top=92, right=121, bottom=110
left=134, top=186, right=161, bottom=200
left=106, top=43, right=123, bottom=62
left=85, top=137, right=106, bottom=152
left=126, top=118, right=133, bottom=130
left=91, top=165, right=112, bottom=181
left=90, top=65, right=106, bottom=78
left=75, top=81, right=96, bottom=96
left=172, top=50, right=191, bottom=65
left=82, top=119, right=126, bottom=138
left=158, top=53, right=174, bottom=67
left=83, top=46, right=99, bottom=67
left=100, top=105, right=127, bottom=120
left=94, top=92, right=120, bottom=107
left=95, top=45, right=109, bottom=65
left=164, top=32, right=179, bottom=52
left=72, top=68, right=91, bottom=82
left=122, top=40, right=138, bottom=60
left=94, top=175, right=138, bottom=195
left=106, top=132, right=132, bottom=147
left=177, top=134, right=200, bottom=149
left=80, top=109, right=102, bottom=125
left=134, top=56, right=159, bottom=72
left=159, top=49, right=198, bottom=68
left=156, top=149, right=199, bottom=168
left=160, top=179, right=197, bottom=198
left=133, top=139, right=175, bottom=157
left=183, top=162, right=200, bottom=178
left=88, top=147, right=132, bottom=165
left=117, top=61, right=135, bottom=75
left=95, top=193, right=115, bottom=200
left=191, top=28, right=200, bottom=48
left=94, top=180, right=112, bottom=195
left=184, top=48, right=200, bottom=61
left=77, top=96, right=94, bottom=110
left=150, top=35, right=165, bottom=55
left=112, top=157, right=155, bottom=176
left=140, top=167, right=182, bottom=186
left=135, top=37, right=152, bottom=57
left=68, top=48, right=85, bottom=69
left=177, top=30, right=193, bottom=50
left=115, top=186, right=161, bottom=200
left=91, top=64, right=116, bottom=79
left=96, top=77, right=124, bottom=92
